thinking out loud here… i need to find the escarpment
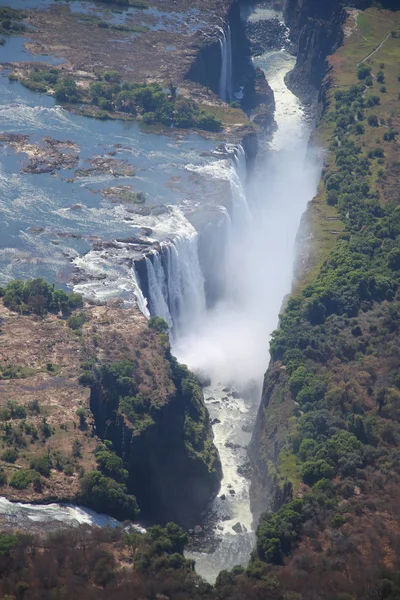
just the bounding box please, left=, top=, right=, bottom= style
left=89, top=340, right=222, bottom=528
left=185, top=0, right=276, bottom=132
left=0, top=288, right=221, bottom=527
left=284, top=0, right=346, bottom=101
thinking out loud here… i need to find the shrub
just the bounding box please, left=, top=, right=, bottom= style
left=7, top=401, right=27, bottom=420
left=68, top=311, right=87, bottom=331
left=368, top=115, right=379, bottom=127
left=2, top=448, right=18, bottom=463
left=327, top=190, right=339, bottom=205
left=10, top=469, right=33, bottom=489
left=331, top=514, right=346, bottom=529
left=387, top=249, right=400, bottom=270
left=0, top=469, right=7, bottom=485
left=54, top=78, right=82, bottom=103
left=95, top=449, right=128, bottom=483
left=0, top=534, right=18, bottom=556
left=366, top=95, right=380, bottom=107
left=384, top=129, right=398, bottom=142
left=302, top=459, right=335, bottom=485
left=148, top=316, right=169, bottom=333
left=357, top=64, right=371, bottom=80
left=28, top=399, right=41, bottom=414
left=79, top=470, right=139, bottom=520
left=30, top=455, right=51, bottom=477
left=76, top=407, right=87, bottom=430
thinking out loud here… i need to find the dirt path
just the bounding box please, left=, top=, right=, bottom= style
left=357, top=32, right=392, bottom=66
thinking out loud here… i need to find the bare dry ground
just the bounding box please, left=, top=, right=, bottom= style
left=25, top=1, right=228, bottom=85
left=0, top=300, right=172, bottom=503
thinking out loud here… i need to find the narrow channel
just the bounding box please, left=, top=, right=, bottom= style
left=176, top=6, right=321, bottom=582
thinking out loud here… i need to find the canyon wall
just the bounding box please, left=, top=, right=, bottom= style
left=90, top=340, right=222, bottom=528
left=249, top=0, right=346, bottom=518
left=185, top=1, right=275, bottom=132
left=284, top=0, right=346, bottom=101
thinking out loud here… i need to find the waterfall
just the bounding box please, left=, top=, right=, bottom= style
left=218, top=25, right=233, bottom=103
left=229, top=145, right=250, bottom=224
left=143, top=232, right=206, bottom=338
left=132, top=267, right=150, bottom=318
left=145, top=255, right=172, bottom=327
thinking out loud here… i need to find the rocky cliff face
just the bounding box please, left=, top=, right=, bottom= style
left=0, top=297, right=221, bottom=527
left=249, top=364, right=295, bottom=520
left=249, top=0, right=347, bottom=521
left=186, top=1, right=276, bottom=132
left=284, top=0, right=346, bottom=100
left=90, top=338, right=222, bottom=528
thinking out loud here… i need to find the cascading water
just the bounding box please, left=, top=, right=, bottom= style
left=143, top=232, right=206, bottom=338
left=218, top=25, right=233, bottom=103
left=133, top=267, right=150, bottom=318
left=172, top=10, right=321, bottom=583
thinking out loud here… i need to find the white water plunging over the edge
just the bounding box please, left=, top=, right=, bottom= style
left=175, top=37, right=321, bottom=583
left=131, top=31, right=321, bottom=582
left=144, top=231, right=206, bottom=338
left=218, top=25, right=233, bottom=102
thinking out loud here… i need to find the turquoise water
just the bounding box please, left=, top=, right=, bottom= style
left=0, top=70, right=217, bottom=286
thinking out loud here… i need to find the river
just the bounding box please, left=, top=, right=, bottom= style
left=177, top=7, right=321, bottom=582
left=0, top=0, right=321, bottom=584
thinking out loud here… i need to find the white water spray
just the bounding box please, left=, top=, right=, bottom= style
left=144, top=232, right=206, bottom=338
left=218, top=25, right=233, bottom=102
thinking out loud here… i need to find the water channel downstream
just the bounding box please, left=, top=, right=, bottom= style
left=0, top=0, right=321, bottom=584
left=179, top=7, right=320, bottom=580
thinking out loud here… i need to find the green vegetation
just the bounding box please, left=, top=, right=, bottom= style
left=68, top=311, right=88, bottom=331
left=148, top=316, right=169, bottom=333
left=15, top=68, right=222, bottom=132
left=30, top=455, right=51, bottom=477
left=0, top=525, right=210, bottom=599
left=78, top=470, right=139, bottom=521
left=0, top=278, right=83, bottom=315
left=1, top=448, right=18, bottom=463
left=248, top=51, right=400, bottom=589
left=0, top=7, right=26, bottom=35
left=9, top=469, right=40, bottom=490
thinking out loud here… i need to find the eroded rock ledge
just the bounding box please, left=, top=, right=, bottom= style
left=0, top=298, right=221, bottom=527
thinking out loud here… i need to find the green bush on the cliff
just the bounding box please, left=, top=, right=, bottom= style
left=0, top=533, right=18, bottom=556
left=9, top=469, right=34, bottom=490
left=2, top=448, right=19, bottom=463
left=302, top=459, right=335, bottom=485
left=129, top=522, right=190, bottom=574
left=94, top=448, right=128, bottom=483
left=30, top=455, right=51, bottom=477
left=68, top=311, right=88, bottom=331
left=79, top=470, right=139, bottom=521
left=148, top=316, right=169, bottom=333
left=256, top=500, right=305, bottom=564
left=2, top=279, right=83, bottom=316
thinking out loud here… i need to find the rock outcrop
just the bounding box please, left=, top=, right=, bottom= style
left=186, top=1, right=276, bottom=133
left=89, top=334, right=222, bottom=528
left=0, top=298, right=221, bottom=526
left=284, top=0, right=346, bottom=101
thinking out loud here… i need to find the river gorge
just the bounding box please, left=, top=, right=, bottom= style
left=0, top=0, right=334, bottom=586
